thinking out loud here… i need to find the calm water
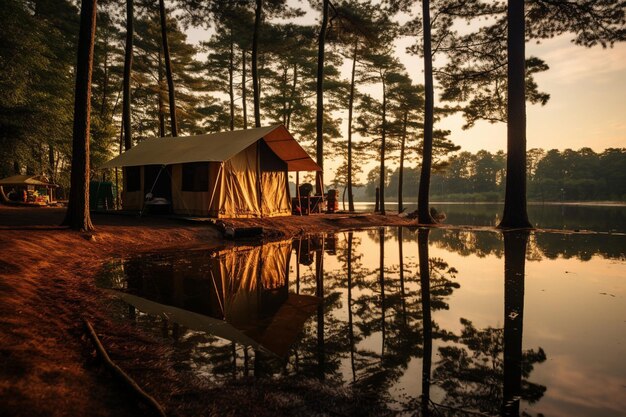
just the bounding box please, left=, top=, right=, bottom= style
left=352, top=202, right=626, bottom=233
left=98, top=228, right=626, bottom=417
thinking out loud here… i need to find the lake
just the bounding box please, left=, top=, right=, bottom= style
left=352, top=202, right=626, bottom=233
left=97, top=226, right=626, bottom=417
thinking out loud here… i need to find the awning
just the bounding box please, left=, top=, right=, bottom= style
left=100, top=125, right=321, bottom=172
left=0, top=175, right=57, bottom=187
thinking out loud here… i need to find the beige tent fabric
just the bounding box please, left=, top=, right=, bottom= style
left=170, top=164, right=210, bottom=216
left=0, top=175, right=57, bottom=186
left=261, top=171, right=291, bottom=217
left=218, top=144, right=261, bottom=218
left=100, top=125, right=320, bottom=171
left=100, top=126, right=278, bottom=168
left=261, top=241, right=292, bottom=289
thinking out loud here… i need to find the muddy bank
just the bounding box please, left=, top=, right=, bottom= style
left=0, top=206, right=414, bottom=417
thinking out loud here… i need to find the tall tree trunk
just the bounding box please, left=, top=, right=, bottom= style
left=242, top=49, right=248, bottom=130
left=100, top=36, right=109, bottom=117
left=417, top=0, right=436, bottom=224
left=347, top=42, right=357, bottom=212
left=502, top=231, right=529, bottom=415
left=287, top=63, right=297, bottom=129
left=398, top=111, right=407, bottom=213
left=229, top=27, right=235, bottom=131
left=158, top=48, right=165, bottom=137
left=418, top=228, right=433, bottom=415
left=63, top=0, right=97, bottom=231
left=499, top=0, right=532, bottom=228
left=315, top=0, right=330, bottom=194
left=282, top=66, right=288, bottom=125
left=159, top=0, right=178, bottom=136
left=252, top=0, right=262, bottom=128
left=13, top=161, right=20, bottom=175
left=122, top=0, right=133, bottom=150
left=48, top=144, right=55, bottom=182
left=379, top=77, right=387, bottom=215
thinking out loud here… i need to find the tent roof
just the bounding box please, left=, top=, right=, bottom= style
left=100, top=125, right=321, bottom=171
left=0, top=175, right=57, bottom=187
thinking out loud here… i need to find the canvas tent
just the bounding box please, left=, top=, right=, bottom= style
left=101, top=125, right=320, bottom=217
left=0, top=175, right=57, bottom=205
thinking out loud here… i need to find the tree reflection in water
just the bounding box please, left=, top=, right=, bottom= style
left=429, top=231, right=547, bottom=417
left=97, top=227, right=558, bottom=415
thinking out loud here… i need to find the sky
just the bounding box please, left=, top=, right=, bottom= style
left=185, top=2, right=626, bottom=181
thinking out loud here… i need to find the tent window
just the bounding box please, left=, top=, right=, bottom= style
left=182, top=162, right=209, bottom=192
left=125, top=167, right=141, bottom=192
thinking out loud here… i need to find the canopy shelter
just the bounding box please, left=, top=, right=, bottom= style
left=107, top=241, right=319, bottom=357
left=0, top=175, right=58, bottom=205
left=101, top=125, right=321, bottom=217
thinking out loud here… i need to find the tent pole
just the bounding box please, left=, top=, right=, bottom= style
left=296, top=171, right=302, bottom=216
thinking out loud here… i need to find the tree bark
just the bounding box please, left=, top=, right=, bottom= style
left=122, top=0, right=133, bottom=150
left=157, top=48, right=165, bottom=137
left=242, top=49, right=248, bottom=129
left=229, top=26, right=235, bottom=131
left=159, top=0, right=178, bottom=136
left=347, top=42, right=357, bottom=212
left=417, top=0, right=436, bottom=224
left=398, top=111, right=407, bottom=213
left=287, top=63, right=297, bottom=129
left=499, top=0, right=532, bottom=228
left=252, top=0, right=262, bottom=128
left=62, top=0, right=97, bottom=231
left=315, top=0, right=330, bottom=194
left=379, top=77, right=387, bottom=215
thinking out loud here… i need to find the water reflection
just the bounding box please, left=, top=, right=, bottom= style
left=98, top=227, right=626, bottom=416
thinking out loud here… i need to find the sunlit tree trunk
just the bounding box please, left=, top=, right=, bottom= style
left=315, top=0, right=330, bottom=194
left=159, top=0, right=178, bottom=136
left=347, top=42, right=357, bottom=212
left=122, top=0, right=133, bottom=150
left=499, top=0, right=532, bottom=228
left=63, top=0, right=97, bottom=231
left=252, top=0, right=262, bottom=128
left=418, top=0, right=436, bottom=224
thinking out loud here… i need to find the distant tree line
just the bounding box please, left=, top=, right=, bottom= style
left=363, top=148, right=626, bottom=202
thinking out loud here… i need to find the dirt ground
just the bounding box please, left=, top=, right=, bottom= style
left=0, top=206, right=416, bottom=417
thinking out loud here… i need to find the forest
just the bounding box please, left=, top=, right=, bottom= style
left=1, top=0, right=624, bottom=229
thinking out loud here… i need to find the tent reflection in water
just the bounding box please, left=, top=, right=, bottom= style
left=100, top=125, right=321, bottom=217
left=108, top=240, right=319, bottom=357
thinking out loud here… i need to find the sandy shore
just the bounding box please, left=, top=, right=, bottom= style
left=0, top=206, right=416, bottom=417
